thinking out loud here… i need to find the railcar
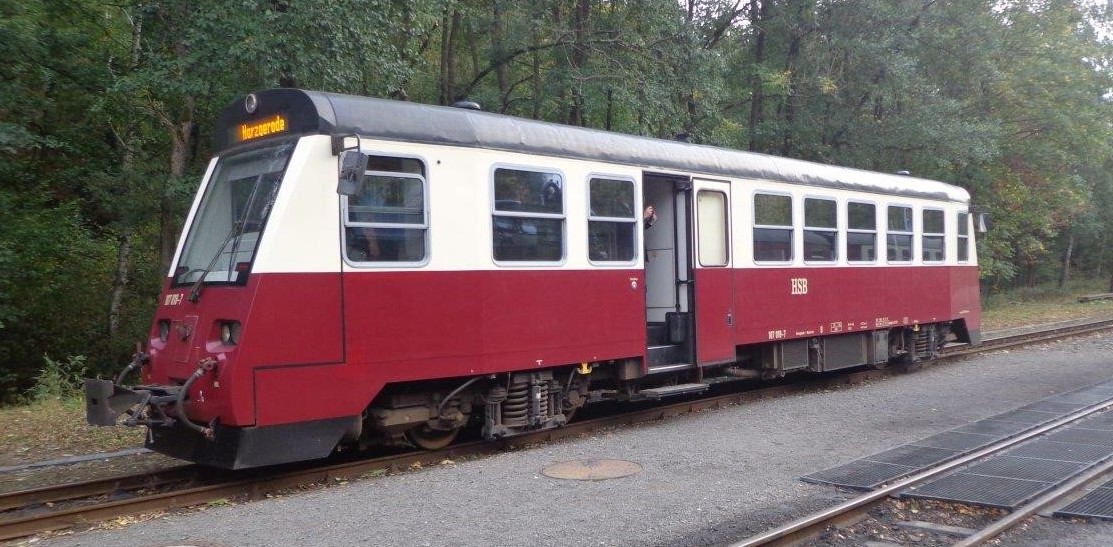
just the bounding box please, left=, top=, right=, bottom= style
left=85, top=88, right=982, bottom=469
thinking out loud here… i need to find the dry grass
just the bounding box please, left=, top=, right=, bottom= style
left=982, top=277, right=1113, bottom=331
left=982, top=299, right=1113, bottom=331
left=0, top=397, right=144, bottom=467
left=2, top=280, right=1111, bottom=466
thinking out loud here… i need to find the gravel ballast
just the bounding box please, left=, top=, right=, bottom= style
left=33, top=333, right=1113, bottom=547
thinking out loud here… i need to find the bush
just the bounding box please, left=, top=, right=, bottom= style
left=0, top=190, right=117, bottom=404
left=28, top=354, right=87, bottom=403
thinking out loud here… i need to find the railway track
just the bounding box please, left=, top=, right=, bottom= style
left=730, top=388, right=1113, bottom=546
left=3, top=317, right=1112, bottom=542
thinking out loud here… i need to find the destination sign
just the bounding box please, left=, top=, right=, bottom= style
left=237, top=114, right=288, bottom=142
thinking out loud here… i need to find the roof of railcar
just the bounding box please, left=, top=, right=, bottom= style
left=224, top=89, right=970, bottom=203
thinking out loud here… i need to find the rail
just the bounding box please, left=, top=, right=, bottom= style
left=730, top=392, right=1113, bottom=546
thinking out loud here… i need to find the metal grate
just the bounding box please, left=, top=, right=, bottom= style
left=1042, top=428, right=1113, bottom=448
left=909, top=431, right=996, bottom=451
left=1052, top=393, right=1113, bottom=405
left=953, top=419, right=1032, bottom=437
left=1074, top=413, right=1113, bottom=432
left=1056, top=485, right=1113, bottom=520
left=863, top=445, right=959, bottom=468
left=801, top=382, right=1113, bottom=503
left=1022, top=401, right=1088, bottom=414
left=800, top=459, right=914, bottom=490
left=903, top=473, right=1051, bottom=509
left=1005, top=439, right=1113, bottom=464
left=961, top=455, right=1086, bottom=483
left=989, top=409, right=1060, bottom=425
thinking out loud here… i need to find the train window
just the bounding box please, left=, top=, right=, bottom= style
left=368, top=155, right=424, bottom=176
left=697, top=190, right=729, bottom=266
left=492, top=168, right=564, bottom=262
left=176, top=141, right=295, bottom=285
left=886, top=205, right=913, bottom=262
left=344, top=166, right=427, bottom=263
left=753, top=193, right=793, bottom=262
left=804, top=198, right=837, bottom=262
left=588, top=177, right=637, bottom=262
left=846, top=201, right=876, bottom=262
left=922, top=209, right=945, bottom=262
left=957, top=211, right=970, bottom=262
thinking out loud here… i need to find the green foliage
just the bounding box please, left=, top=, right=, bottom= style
left=0, top=191, right=117, bottom=402
left=28, top=355, right=87, bottom=403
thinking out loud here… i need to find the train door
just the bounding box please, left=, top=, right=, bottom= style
left=642, top=173, right=694, bottom=370
left=692, top=178, right=735, bottom=365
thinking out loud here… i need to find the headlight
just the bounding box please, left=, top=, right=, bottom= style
left=159, top=320, right=170, bottom=342
left=220, top=321, right=241, bottom=345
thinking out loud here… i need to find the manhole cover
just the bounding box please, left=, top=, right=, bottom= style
left=542, top=459, right=643, bottom=481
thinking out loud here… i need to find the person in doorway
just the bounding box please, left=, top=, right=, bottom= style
left=643, top=204, right=657, bottom=229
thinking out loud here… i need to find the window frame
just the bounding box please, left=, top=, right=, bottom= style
left=341, top=153, right=430, bottom=267
left=845, top=200, right=878, bottom=264
left=921, top=208, right=946, bottom=263
left=697, top=189, right=730, bottom=267
left=174, top=140, right=296, bottom=286
left=957, top=211, right=971, bottom=263
left=752, top=191, right=795, bottom=265
left=586, top=174, right=638, bottom=265
left=490, top=164, right=567, bottom=265
left=803, top=196, right=838, bottom=264
left=885, top=204, right=915, bottom=264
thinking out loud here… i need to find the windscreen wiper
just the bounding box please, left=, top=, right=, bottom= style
left=187, top=174, right=268, bottom=303
left=187, top=219, right=244, bottom=303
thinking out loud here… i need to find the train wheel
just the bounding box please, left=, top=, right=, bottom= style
left=406, top=425, right=461, bottom=450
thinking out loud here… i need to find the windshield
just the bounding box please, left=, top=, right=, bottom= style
left=173, top=142, right=295, bottom=285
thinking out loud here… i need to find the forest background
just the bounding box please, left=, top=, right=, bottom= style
left=2, top=0, right=1113, bottom=403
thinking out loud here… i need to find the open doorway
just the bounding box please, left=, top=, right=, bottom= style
left=642, top=172, right=693, bottom=368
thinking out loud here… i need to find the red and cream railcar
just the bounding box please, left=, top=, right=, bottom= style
left=85, top=89, right=981, bottom=468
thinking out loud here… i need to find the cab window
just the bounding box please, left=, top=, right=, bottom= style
left=343, top=156, right=427, bottom=263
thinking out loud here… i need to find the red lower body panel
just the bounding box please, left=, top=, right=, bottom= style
left=731, top=265, right=980, bottom=345
left=155, top=265, right=978, bottom=429
left=341, top=269, right=647, bottom=378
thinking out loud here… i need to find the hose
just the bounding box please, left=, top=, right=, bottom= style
left=175, top=358, right=217, bottom=439
left=436, top=376, right=483, bottom=416
left=115, top=352, right=150, bottom=385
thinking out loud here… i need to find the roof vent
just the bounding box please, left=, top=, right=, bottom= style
left=895, top=170, right=911, bottom=176
left=451, top=100, right=481, bottom=111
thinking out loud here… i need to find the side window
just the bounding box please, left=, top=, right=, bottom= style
left=697, top=190, right=729, bottom=266
left=804, top=197, right=837, bottom=262
left=957, top=211, right=970, bottom=262
left=753, top=193, right=793, bottom=262
left=588, top=177, right=637, bottom=262
left=922, top=209, right=945, bottom=262
left=847, top=201, right=876, bottom=262
left=492, top=168, right=564, bottom=262
left=344, top=156, right=427, bottom=263
left=886, top=205, right=913, bottom=262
